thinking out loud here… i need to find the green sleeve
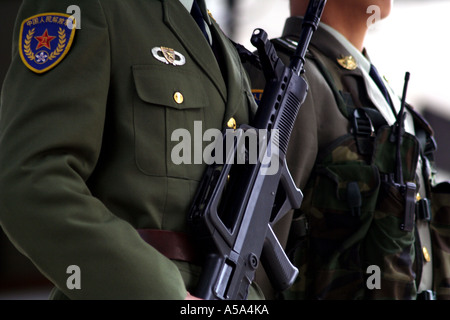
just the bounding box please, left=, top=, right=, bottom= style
left=0, top=0, right=186, bottom=299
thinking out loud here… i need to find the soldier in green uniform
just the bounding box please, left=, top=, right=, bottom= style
left=247, top=0, right=450, bottom=300
left=0, top=0, right=262, bottom=299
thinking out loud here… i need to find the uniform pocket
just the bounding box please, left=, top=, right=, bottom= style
left=305, top=162, right=380, bottom=299
left=132, top=65, right=208, bottom=179
left=363, top=125, right=419, bottom=299
left=363, top=179, right=416, bottom=299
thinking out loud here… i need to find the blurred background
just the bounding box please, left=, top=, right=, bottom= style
left=1, top=0, right=449, bottom=299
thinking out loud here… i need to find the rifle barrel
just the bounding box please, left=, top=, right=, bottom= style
left=290, top=0, right=327, bottom=74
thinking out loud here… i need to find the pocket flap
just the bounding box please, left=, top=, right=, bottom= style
left=132, top=65, right=208, bottom=110
left=313, top=163, right=380, bottom=213
left=318, top=163, right=380, bottom=200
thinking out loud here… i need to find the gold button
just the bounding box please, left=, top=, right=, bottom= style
left=227, top=117, right=236, bottom=129
left=423, top=246, right=431, bottom=262
left=173, top=92, right=184, bottom=104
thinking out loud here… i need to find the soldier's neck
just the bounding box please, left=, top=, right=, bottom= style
left=291, top=3, right=368, bottom=52
left=320, top=15, right=368, bottom=52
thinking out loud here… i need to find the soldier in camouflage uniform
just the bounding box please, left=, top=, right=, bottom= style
left=247, top=0, right=450, bottom=299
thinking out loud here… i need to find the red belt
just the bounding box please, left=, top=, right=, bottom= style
left=137, top=229, right=199, bottom=264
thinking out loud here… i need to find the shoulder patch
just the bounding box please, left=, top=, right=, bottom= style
left=19, top=13, right=77, bottom=74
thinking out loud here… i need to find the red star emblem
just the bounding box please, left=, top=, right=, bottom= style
left=35, top=29, right=56, bottom=50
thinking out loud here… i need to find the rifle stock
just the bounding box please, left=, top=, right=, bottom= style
left=188, top=0, right=327, bottom=300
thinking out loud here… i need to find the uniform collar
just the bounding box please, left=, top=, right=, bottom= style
left=163, top=0, right=225, bottom=99
left=178, top=0, right=211, bottom=24
left=179, top=0, right=212, bottom=44
left=282, top=16, right=407, bottom=127
left=282, top=16, right=370, bottom=74
left=179, top=0, right=194, bottom=12
left=319, top=23, right=371, bottom=75
left=164, top=0, right=253, bottom=126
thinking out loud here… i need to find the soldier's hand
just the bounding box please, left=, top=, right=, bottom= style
left=185, top=291, right=203, bottom=300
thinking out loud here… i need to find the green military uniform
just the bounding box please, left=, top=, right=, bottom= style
left=247, top=17, right=450, bottom=300
left=0, top=0, right=260, bottom=299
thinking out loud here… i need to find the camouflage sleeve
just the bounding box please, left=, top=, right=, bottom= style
left=431, top=182, right=450, bottom=300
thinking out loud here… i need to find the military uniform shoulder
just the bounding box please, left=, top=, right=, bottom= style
left=244, top=36, right=334, bottom=105
left=271, top=37, right=296, bottom=52
left=16, top=1, right=113, bottom=74
left=271, top=37, right=321, bottom=61
left=270, top=37, right=297, bottom=65
left=18, top=12, right=77, bottom=74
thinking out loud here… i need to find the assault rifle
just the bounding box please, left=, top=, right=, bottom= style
left=188, top=0, right=327, bottom=300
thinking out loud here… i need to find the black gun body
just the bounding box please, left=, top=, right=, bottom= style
left=190, top=135, right=302, bottom=299
left=189, top=0, right=327, bottom=300
left=190, top=70, right=307, bottom=299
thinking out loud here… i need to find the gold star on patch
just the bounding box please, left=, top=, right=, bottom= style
left=34, top=29, right=56, bottom=50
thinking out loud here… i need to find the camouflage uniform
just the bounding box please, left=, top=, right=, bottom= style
left=246, top=17, right=450, bottom=300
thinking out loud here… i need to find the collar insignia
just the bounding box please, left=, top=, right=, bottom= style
left=151, top=47, right=186, bottom=66
left=19, top=13, right=77, bottom=74
left=337, top=55, right=358, bottom=71
left=207, top=10, right=216, bottom=23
